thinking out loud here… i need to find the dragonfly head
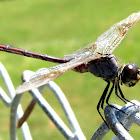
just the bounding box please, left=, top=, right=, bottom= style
left=121, top=63, right=140, bottom=87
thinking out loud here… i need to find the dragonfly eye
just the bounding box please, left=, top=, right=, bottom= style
left=121, top=63, right=140, bottom=87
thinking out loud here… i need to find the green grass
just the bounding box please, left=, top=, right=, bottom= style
left=0, top=0, right=140, bottom=139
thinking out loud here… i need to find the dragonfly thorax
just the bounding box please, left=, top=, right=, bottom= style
left=87, top=54, right=119, bottom=82
left=121, top=63, right=140, bottom=87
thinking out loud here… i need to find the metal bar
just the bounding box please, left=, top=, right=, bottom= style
left=21, top=70, right=85, bottom=139
left=29, top=88, right=74, bottom=139
left=91, top=101, right=140, bottom=140
left=17, top=98, right=36, bottom=128
left=105, top=105, right=133, bottom=140
left=10, top=94, right=23, bottom=140
left=0, top=87, right=11, bottom=106
left=47, top=81, right=86, bottom=140
left=112, top=100, right=140, bottom=140
left=10, top=94, right=33, bottom=140
left=90, top=104, right=122, bottom=140
left=0, top=62, right=15, bottom=99
left=0, top=62, right=32, bottom=140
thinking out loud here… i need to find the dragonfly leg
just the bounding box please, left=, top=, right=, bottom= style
left=100, top=82, right=111, bottom=109
left=118, top=84, right=139, bottom=107
left=117, top=83, right=129, bottom=103
left=97, top=82, right=110, bottom=124
left=106, top=82, right=127, bottom=115
left=115, top=84, right=127, bottom=103
left=106, top=82, right=115, bottom=105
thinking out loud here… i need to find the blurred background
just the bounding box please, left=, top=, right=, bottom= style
left=0, top=0, right=140, bottom=139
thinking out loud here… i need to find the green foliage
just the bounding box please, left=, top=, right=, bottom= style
left=0, top=0, right=140, bottom=139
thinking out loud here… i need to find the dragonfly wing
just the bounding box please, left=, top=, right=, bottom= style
left=64, top=42, right=97, bottom=59
left=64, top=12, right=140, bottom=59
left=96, top=12, right=140, bottom=54
left=16, top=53, right=101, bottom=94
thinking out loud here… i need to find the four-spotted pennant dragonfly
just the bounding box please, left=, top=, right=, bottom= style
left=0, top=12, right=140, bottom=123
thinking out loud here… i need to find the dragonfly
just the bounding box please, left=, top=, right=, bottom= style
left=0, top=12, right=140, bottom=124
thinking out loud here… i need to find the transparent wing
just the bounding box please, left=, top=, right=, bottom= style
left=64, top=42, right=97, bottom=59
left=64, top=12, right=140, bottom=59
left=16, top=53, right=101, bottom=94
left=96, top=12, right=140, bottom=54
